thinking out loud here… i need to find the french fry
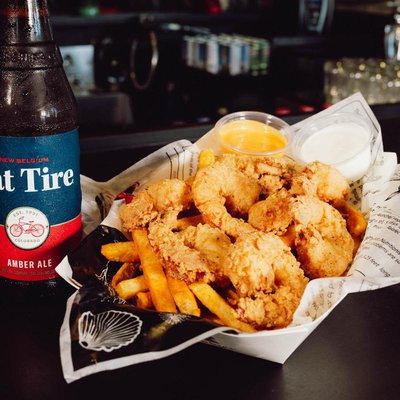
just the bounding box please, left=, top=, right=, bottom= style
left=101, top=241, right=139, bottom=262
left=176, top=214, right=204, bottom=230
left=198, top=148, right=215, bottom=169
left=167, top=276, right=201, bottom=317
left=115, top=275, right=148, bottom=300
left=111, top=262, right=137, bottom=288
left=189, top=282, right=255, bottom=332
left=135, top=291, right=153, bottom=309
left=203, top=314, right=225, bottom=326
left=338, top=202, right=368, bottom=238
left=132, top=229, right=177, bottom=313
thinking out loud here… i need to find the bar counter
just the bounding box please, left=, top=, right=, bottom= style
left=1, top=108, right=400, bottom=400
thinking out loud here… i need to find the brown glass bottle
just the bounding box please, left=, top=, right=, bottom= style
left=0, top=0, right=82, bottom=303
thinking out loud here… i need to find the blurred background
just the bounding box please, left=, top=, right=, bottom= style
left=48, top=0, right=400, bottom=137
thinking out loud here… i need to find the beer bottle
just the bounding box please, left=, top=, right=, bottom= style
left=0, top=0, right=82, bottom=303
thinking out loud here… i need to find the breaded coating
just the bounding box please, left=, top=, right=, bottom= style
left=120, top=179, right=192, bottom=231
left=224, top=232, right=277, bottom=297
left=248, top=188, right=293, bottom=234
left=293, top=196, right=354, bottom=278
left=219, top=153, right=297, bottom=195
left=148, top=212, right=230, bottom=286
left=224, top=231, right=308, bottom=329
left=290, top=161, right=350, bottom=205
left=192, top=159, right=261, bottom=237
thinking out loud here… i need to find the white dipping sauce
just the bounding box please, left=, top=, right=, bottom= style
left=298, top=121, right=372, bottom=182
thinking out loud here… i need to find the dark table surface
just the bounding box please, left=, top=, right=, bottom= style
left=1, top=110, right=400, bottom=400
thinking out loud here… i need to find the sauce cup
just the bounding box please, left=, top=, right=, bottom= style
left=214, top=111, right=292, bottom=157
left=290, top=112, right=373, bottom=182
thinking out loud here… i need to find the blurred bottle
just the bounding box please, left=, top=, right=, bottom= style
left=298, top=0, right=334, bottom=34
left=206, top=0, right=221, bottom=14
left=79, top=0, right=100, bottom=16
left=384, top=5, right=400, bottom=61
left=0, top=0, right=82, bottom=303
left=183, top=33, right=269, bottom=76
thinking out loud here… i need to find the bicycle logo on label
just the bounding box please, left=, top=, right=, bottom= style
left=5, top=207, right=49, bottom=250
left=9, top=216, right=45, bottom=238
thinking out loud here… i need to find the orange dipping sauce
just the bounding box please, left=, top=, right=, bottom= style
left=218, top=119, right=288, bottom=157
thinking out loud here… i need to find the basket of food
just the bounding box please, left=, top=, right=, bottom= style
left=57, top=93, right=400, bottom=383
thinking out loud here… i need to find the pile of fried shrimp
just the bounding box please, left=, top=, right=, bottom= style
left=100, top=150, right=368, bottom=332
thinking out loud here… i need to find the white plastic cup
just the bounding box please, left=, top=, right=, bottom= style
left=290, top=112, right=373, bottom=182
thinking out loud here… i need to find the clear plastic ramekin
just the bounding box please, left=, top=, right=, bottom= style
left=214, top=111, right=293, bottom=157
left=289, top=112, right=373, bottom=182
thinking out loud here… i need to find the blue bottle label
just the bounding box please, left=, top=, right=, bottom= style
left=0, top=130, right=82, bottom=281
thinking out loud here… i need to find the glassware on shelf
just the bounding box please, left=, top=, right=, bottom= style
left=323, top=59, right=344, bottom=105
left=323, top=57, right=400, bottom=106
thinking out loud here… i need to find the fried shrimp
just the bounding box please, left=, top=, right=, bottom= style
left=218, top=153, right=297, bottom=195
left=293, top=196, right=354, bottom=278
left=248, top=188, right=293, bottom=234
left=148, top=211, right=230, bottom=286
left=247, top=189, right=355, bottom=279
left=290, top=161, right=350, bottom=205
left=176, top=223, right=232, bottom=267
left=192, top=159, right=261, bottom=237
left=224, top=231, right=308, bottom=329
left=120, top=178, right=192, bottom=231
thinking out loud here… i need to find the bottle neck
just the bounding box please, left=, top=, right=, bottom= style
left=0, top=0, right=54, bottom=44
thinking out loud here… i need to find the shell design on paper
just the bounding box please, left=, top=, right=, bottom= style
left=95, top=266, right=109, bottom=285
left=78, top=310, right=142, bottom=352
left=94, top=266, right=125, bottom=304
